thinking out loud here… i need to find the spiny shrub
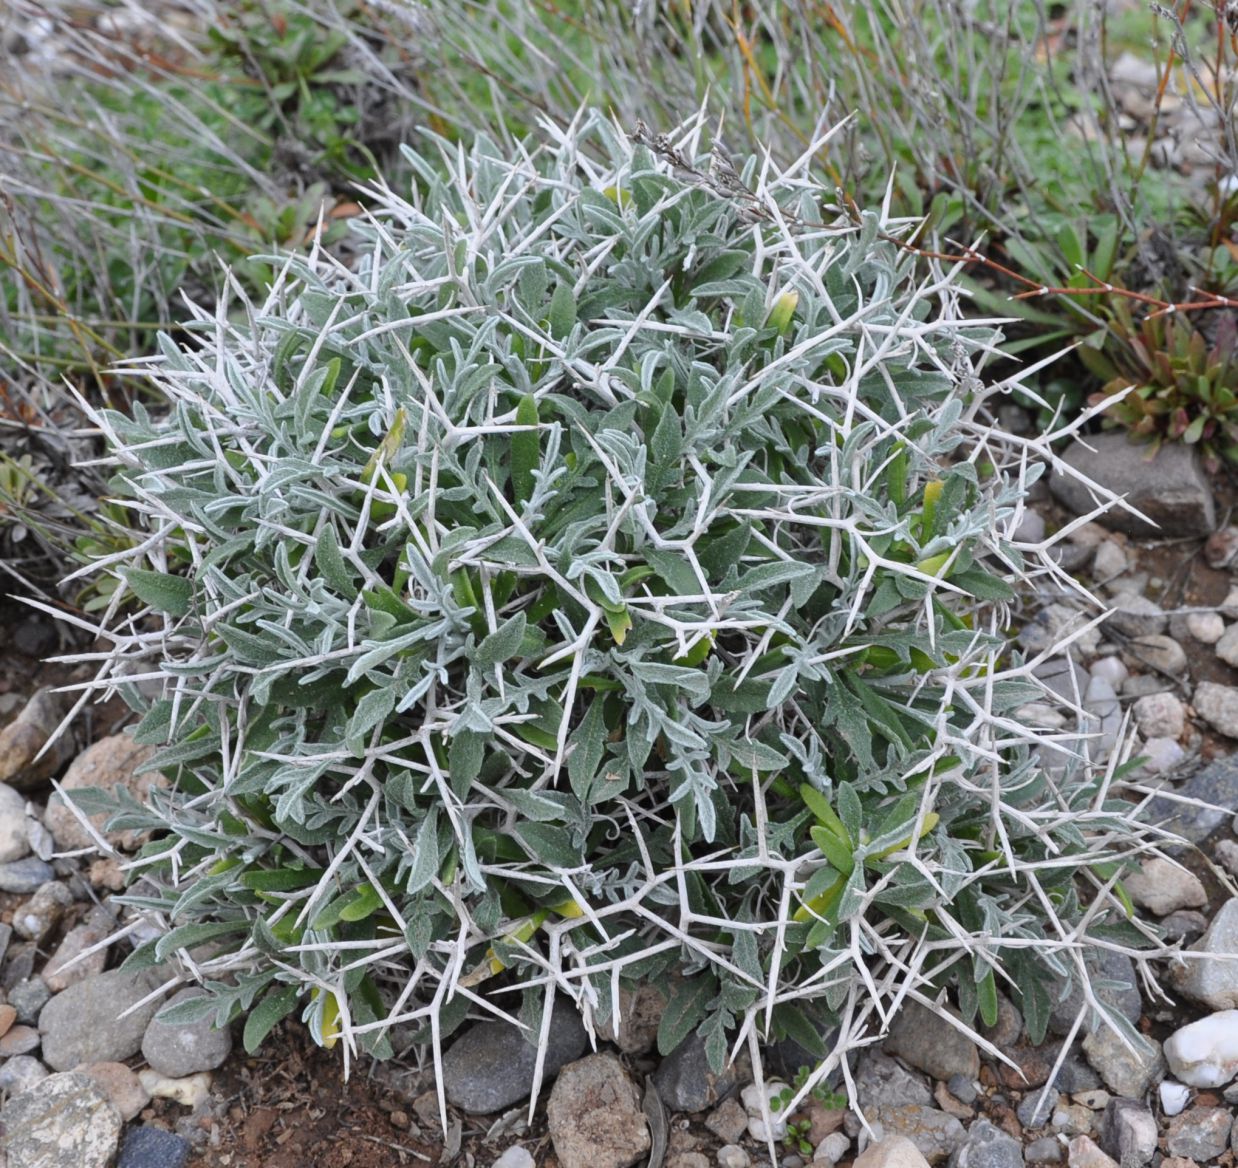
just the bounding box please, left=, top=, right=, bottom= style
left=63, top=112, right=1153, bottom=1108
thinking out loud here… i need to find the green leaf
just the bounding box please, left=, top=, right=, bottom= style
left=154, top=920, right=248, bottom=963
left=511, top=394, right=540, bottom=505
left=315, top=525, right=355, bottom=594
left=339, top=882, right=384, bottom=922
left=657, top=973, right=716, bottom=1056
left=123, top=568, right=192, bottom=616
left=244, top=985, right=301, bottom=1054
left=977, top=968, right=999, bottom=1029
left=514, top=822, right=579, bottom=868
left=567, top=697, right=607, bottom=801
left=477, top=612, right=528, bottom=669
left=549, top=282, right=576, bottom=340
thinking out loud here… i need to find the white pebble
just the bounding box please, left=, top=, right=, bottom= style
left=1216, top=623, right=1238, bottom=668
left=748, top=1116, right=788, bottom=1142
left=137, top=1069, right=211, bottom=1109
left=1014, top=511, right=1046, bottom=544
left=1093, top=540, right=1129, bottom=581
left=1089, top=657, right=1129, bottom=688
left=1158, top=1080, right=1191, bottom=1117
left=1163, top=1010, right=1238, bottom=1087
left=813, top=1133, right=850, bottom=1165
left=718, top=1147, right=751, bottom=1168
left=492, top=1149, right=535, bottom=1168
left=1188, top=612, right=1226, bottom=644
left=1141, top=736, right=1186, bottom=774
left=1132, top=692, right=1186, bottom=740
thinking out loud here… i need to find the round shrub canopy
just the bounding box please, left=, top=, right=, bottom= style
left=73, top=112, right=1150, bottom=1105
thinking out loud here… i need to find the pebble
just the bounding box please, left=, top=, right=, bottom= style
left=1053, top=1104, right=1094, bottom=1135
left=1088, top=657, right=1128, bottom=689
left=43, top=731, right=168, bottom=852
left=493, top=1150, right=537, bottom=1168
left=38, top=968, right=161, bottom=1071
left=1132, top=692, right=1186, bottom=740
left=1049, top=951, right=1141, bottom=1037
left=1081, top=1028, right=1164, bottom=1099
left=947, top=1117, right=1022, bottom=1168
left=1120, top=634, right=1187, bottom=676
left=0, top=1055, right=49, bottom=1094
left=9, top=977, right=51, bottom=1025
left=597, top=983, right=666, bottom=1054
left=1018, top=1087, right=1059, bottom=1128
left=12, top=880, right=72, bottom=943
left=1123, top=856, right=1207, bottom=915
left=1174, top=897, right=1238, bottom=1010
left=813, top=1133, right=849, bottom=1165
left=1018, top=605, right=1101, bottom=659
left=0, top=688, right=73, bottom=790
left=0, top=1002, right=13, bottom=1037
left=81, top=1061, right=151, bottom=1122
left=653, top=1032, right=749, bottom=1114
left=1143, top=757, right=1238, bottom=843
left=1159, top=1080, right=1191, bottom=1116
left=142, top=987, right=233, bottom=1077
left=0, top=1070, right=122, bottom=1168
left=0, top=857, right=54, bottom=893
left=1098, top=1098, right=1156, bottom=1166
left=1163, top=1009, right=1238, bottom=1086
left=852, top=1137, right=933, bottom=1168
left=1065, top=1135, right=1117, bottom=1168
left=116, top=1126, right=191, bottom=1168
left=1187, top=612, right=1225, bottom=643
left=1215, top=622, right=1238, bottom=667
left=1025, top=1137, right=1063, bottom=1164
left=442, top=1001, right=587, bottom=1114
left=43, top=904, right=112, bottom=992
left=1121, top=674, right=1171, bottom=699
left=718, top=1147, right=750, bottom=1168
left=546, top=1054, right=649, bottom=1168
left=1216, top=838, right=1238, bottom=876
left=1092, top=541, right=1129, bottom=582
left=706, top=1098, right=749, bottom=1145
left=137, top=1069, right=212, bottom=1109
left=742, top=1080, right=792, bottom=1140
left=946, top=1074, right=979, bottom=1105
left=1192, top=682, right=1238, bottom=738
left=1105, top=592, right=1164, bottom=638
left=1162, top=910, right=1210, bottom=944
left=1164, top=1106, right=1233, bottom=1160
left=0, top=783, right=30, bottom=863
left=0, top=1024, right=41, bottom=1055
left=1139, top=736, right=1186, bottom=774
left=883, top=1001, right=980, bottom=1083
left=1073, top=1090, right=1109, bottom=1110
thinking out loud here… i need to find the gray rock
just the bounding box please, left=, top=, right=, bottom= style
left=1164, top=1106, right=1232, bottom=1160
left=0, top=782, right=30, bottom=863
left=868, top=1105, right=965, bottom=1164
left=547, top=1055, right=650, bottom=1168
left=141, top=987, right=232, bottom=1077
left=1142, top=757, right=1238, bottom=844
left=117, top=1126, right=191, bottom=1168
left=705, top=1098, right=749, bottom=1145
left=9, top=976, right=51, bottom=1025
left=1106, top=595, right=1166, bottom=639
left=38, top=968, right=161, bottom=1071
left=493, top=1149, right=537, bottom=1168
left=0, top=1070, right=122, bottom=1168
left=1092, top=542, right=1130, bottom=583
left=946, top=1075, right=978, bottom=1105
left=946, top=1119, right=1022, bottom=1168
left=1065, top=1135, right=1117, bottom=1168
left=1018, top=607, right=1100, bottom=660
left=1098, top=1098, right=1157, bottom=1166
left=653, top=1032, right=749, bottom=1113
left=0, top=688, right=73, bottom=791
left=1193, top=682, right=1238, bottom=739
left=2, top=940, right=36, bottom=990
left=1083, top=676, right=1121, bottom=761
left=1187, top=611, right=1225, bottom=643
left=596, top=982, right=667, bottom=1055
left=1120, top=635, right=1187, bottom=677
left=884, top=1002, right=980, bottom=1083
left=854, top=1139, right=936, bottom=1168
left=0, top=857, right=54, bottom=893
left=443, top=1001, right=588, bottom=1114
left=1215, top=622, right=1238, bottom=667
left=0, top=1054, right=49, bottom=1094
left=1049, top=950, right=1142, bottom=1037
left=43, top=905, right=113, bottom=992
left=717, top=1148, right=750, bottom=1168
left=1080, top=1028, right=1164, bottom=1099
left=1052, top=1054, right=1101, bottom=1094
left=1049, top=432, right=1215, bottom=538
left=1174, top=896, right=1238, bottom=1010
left=13, top=880, right=73, bottom=943
left=1120, top=675, right=1171, bottom=700
left=855, top=1051, right=933, bottom=1109
left=1035, top=658, right=1090, bottom=704
left=1024, top=1137, right=1063, bottom=1164
left=1161, top=910, right=1209, bottom=945
left=1017, top=1088, right=1059, bottom=1130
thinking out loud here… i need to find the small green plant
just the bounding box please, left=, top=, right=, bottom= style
left=1087, top=306, right=1238, bottom=471
left=59, top=114, right=1155, bottom=1113
left=771, top=1067, right=847, bottom=1155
